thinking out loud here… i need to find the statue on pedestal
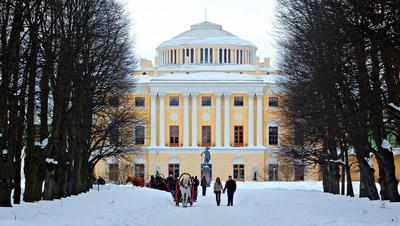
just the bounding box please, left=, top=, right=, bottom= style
left=201, top=147, right=212, bottom=186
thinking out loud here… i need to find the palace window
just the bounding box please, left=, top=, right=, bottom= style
left=168, top=164, right=180, bottom=179
left=224, top=49, right=227, bottom=63
left=234, top=96, right=244, bottom=106
left=233, top=164, right=245, bottom=181
left=169, top=96, right=179, bottom=106
left=201, top=96, right=212, bottom=106
left=209, top=48, right=213, bottom=63
left=294, top=163, right=305, bottom=181
left=269, top=97, right=278, bottom=107
left=109, top=125, right=120, bottom=145
left=174, top=49, right=177, bottom=64
left=234, top=126, right=244, bottom=147
left=240, top=50, right=243, bottom=64
left=219, top=48, right=223, bottom=63
left=169, top=126, right=179, bottom=146
left=269, top=126, right=279, bottom=145
left=134, top=164, right=145, bottom=178
left=202, top=126, right=211, bottom=146
left=190, top=48, right=194, bottom=63
left=200, top=48, right=204, bottom=63
left=135, top=97, right=145, bottom=107
left=109, top=163, right=119, bottom=182
left=135, top=125, right=145, bottom=145
left=268, top=163, right=279, bottom=181
left=236, top=49, right=239, bottom=64
left=205, top=48, right=209, bottom=63
left=228, top=49, right=231, bottom=63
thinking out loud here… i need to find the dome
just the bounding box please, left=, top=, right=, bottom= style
left=158, top=21, right=256, bottom=49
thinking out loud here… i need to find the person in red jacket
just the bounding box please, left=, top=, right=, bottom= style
left=223, top=175, right=236, bottom=206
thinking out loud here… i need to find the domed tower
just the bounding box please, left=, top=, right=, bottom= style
left=156, top=21, right=257, bottom=66
left=135, top=21, right=273, bottom=75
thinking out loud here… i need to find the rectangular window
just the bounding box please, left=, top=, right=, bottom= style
left=168, top=164, right=180, bottom=179
left=202, top=126, right=211, bottom=146
left=268, top=97, right=279, bottom=107
left=191, top=48, right=194, bottom=63
left=109, top=164, right=119, bottom=182
left=200, top=48, right=204, bottom=63
left=233, top=164, right=245, bottom=181
left=109, top=126, right=120, bottom=145
left=169, top=96, right=179, bottom=107
left=134, top=164, right=145, bottom=178
left=228, top=49, right=231, bottom=63
left=234, top=96, right=244, bottom=106
left=219, top=48, right=223, bottom=63
left=294, top=164, right=305, bottom=181
left=209, top=48, right=213, bottom=63
left=234, top=126, right=244, bottom=147
left=169, top=126, right=179, bottom=146
left=201, top=96, right=212, bottom=106
left=236, top=49, right=239, bottom=64
left=268, top=164, right=279, bottom=181
left=135, top=97, right=145, bottom=107
left=135, top=126, right=145, bottom=145
left=269, top=126, right=278, bottom=145
left=224, top=49, right=227, bottom=63
left=205, top=48, right=209, bottom=63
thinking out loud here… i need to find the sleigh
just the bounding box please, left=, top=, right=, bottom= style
left=174, top=173, right=196, bottom=207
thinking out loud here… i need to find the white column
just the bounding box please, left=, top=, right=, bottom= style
left=256, top=94, right=263, bottom=147
left=217, top=48, right=220, bottom=64
left=224, top=94, right=231, bottom=147
left=159, top=94, right=166, bottom=147
left=191, top=94, right=198, bottom=147
left=248, top=94, right=254, bottom=147
left=150, top=94, right=157, bottom=147
left=183, top=93, right=190, bottom=147
left=215, top=93, right=222, bottom=147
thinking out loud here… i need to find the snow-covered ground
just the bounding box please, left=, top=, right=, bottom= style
left=1, top=182, right=399, bottom=226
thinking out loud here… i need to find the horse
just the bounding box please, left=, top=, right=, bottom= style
left=126, top=176, right=145, bottom=187
left=179, top=176, right=192, bottom=207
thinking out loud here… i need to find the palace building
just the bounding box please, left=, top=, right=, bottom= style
left=94, top=21, right=312, bottom=182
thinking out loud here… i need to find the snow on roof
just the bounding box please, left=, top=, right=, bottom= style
left=153, top=64, right=262, bottom=71
left=158, top=21, right=256, bottom=49
left=133, top=72, right=285, bottom=84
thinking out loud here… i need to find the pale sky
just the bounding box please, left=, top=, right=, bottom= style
left=123, top=0, right=277, bottom=64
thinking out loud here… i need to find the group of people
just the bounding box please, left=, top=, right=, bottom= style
left=165, top=174, right=237, bottom=206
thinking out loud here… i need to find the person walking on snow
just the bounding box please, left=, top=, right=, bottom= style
left=213, top=177, right=223, bottom=206
left=223, top=175, right=236, bottom=206
left=201, top=176, right=207, bottom=196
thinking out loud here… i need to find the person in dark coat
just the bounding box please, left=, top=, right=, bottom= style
left=97, top=176, right=105, bottom=185
left=193, top=176, right=200, bottom=201
left=201, top=176, right=207, bottom=196
left=166, top=174, right=176, bottom=198
left=223, top=175, right=236, bottom=206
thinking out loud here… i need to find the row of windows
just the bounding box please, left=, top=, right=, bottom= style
left=133, top=96, right=279, bottom=108
left=128, top=125, right=279, bottom=146
left=160, top=48, right=253, bottom=65
left=110, top=162, right=305, bottom=182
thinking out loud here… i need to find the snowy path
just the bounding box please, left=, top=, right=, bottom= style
left=1, top=182, right=399, bottom=226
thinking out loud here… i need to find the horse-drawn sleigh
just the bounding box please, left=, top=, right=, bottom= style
left=174, top=173, right=197, bottom=207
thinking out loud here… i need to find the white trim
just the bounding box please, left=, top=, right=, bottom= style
left=133, top=157, right=146, bottom=164
left=168, top=156, right=180, bottom=164
left=233, top=156, right=245, bottom=164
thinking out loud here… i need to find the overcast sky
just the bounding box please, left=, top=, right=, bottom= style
left=124, top=0, right=277, bottom=64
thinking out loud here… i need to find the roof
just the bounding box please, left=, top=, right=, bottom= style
left=158, top=21, right=256, bottom=49
left=133, top=72, right=285, bottom=84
